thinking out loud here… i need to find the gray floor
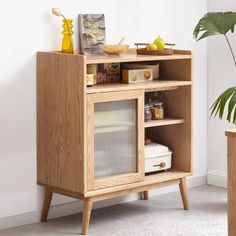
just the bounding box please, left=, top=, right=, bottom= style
left=0, top=185, right=227, bottom=236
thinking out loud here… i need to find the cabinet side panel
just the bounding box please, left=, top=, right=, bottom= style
left=37, top=52, right=85, bottom=194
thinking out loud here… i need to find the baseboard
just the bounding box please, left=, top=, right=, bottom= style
left=0, top=175, right=206, bottom=230
left=207, top=170, right=227, bottom=188
left=0, top=212, right=40, bottom=231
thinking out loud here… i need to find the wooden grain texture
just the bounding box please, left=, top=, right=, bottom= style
left=226, top=133, right=236, bottom=236
left=225, top=129, right=236, bottom=137
left=136, top=48, right=173, bottom=56
left=37, top=51, right=192, bottom=235
left=37, top=52, right=86, bottom=194
left=144, top=118, right=184, bottom=128
left=85, top=170, right=191, bottom=197
left=91, top=179, right=180, bottom=201
left=40, top=189, right=53, bottom=222
left=86, top=52, right=192, bottom=64
left=82, top=198, right=93, bottom=235
left=179, top=177, right=189, bottom=210
left=37, top=183, right=84, bottom=200
left=86, top=90, right=144, bottom=191
left=46, top=49, right=191, bottom=56
left=159, top=59, right=192, bottom=81
left=173, top=49, right=192, bottom=55
left=143, top=191, right=149, bottom=200
left=86, top=80, right=191, bottom=94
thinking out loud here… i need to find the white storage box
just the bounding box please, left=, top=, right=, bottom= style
left=145, top=142, right=172, bottom=173
left=122, top=63, right=159, bottom=80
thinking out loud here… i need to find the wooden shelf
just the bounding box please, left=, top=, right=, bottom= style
left=85, top=169, right=191, bottom=197
left=144, top=118, right=184, bottom=128
left=86, top=52, right=192, bottom=64
left=86, top=80, right=191, bottom=94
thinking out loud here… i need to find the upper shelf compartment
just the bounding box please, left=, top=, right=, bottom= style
left=86, top=49, right=192, bottom=64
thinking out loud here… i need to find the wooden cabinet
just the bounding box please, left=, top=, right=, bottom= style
left=37, top=49, right=192, bottom=235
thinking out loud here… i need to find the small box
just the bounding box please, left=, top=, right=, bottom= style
left=105, top=63, right=121, bottom=83
left=144, top=142, right=172, bottom=173
left=97, top=64, right=107, bottom=84
left=123, top=63, right=159, bottom=80
left=122, top=69, right=153, bottom=84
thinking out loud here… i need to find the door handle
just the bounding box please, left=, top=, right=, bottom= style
left=153, top=162, right=166, bottom=168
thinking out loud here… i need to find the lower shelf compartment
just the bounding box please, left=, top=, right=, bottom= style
left=85, top=169, right=191, bottom=197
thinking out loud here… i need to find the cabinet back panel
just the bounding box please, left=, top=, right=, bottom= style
left=159, top=59, right=191, bottom=81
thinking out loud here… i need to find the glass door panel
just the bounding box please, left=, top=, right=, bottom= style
left=86, top=90, right=144, bottom=191
left=94, top=100, right=137, bottom=178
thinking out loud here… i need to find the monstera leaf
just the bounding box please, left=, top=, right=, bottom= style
left=193, top=12, right=236, bottom=124
left=193, top=12, right=236, bottom=41
left=210, top=87, right=236, bottom=123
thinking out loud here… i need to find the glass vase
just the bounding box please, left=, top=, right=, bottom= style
left=61, top=19, right=74, bottom=53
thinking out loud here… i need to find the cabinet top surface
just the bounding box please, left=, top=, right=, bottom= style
left=86, top=51, right=192, bottom=64
left=39, top=49, right=192, bottom=64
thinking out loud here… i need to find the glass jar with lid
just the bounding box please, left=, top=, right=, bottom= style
left=144, top=104, right=152, bottom=122
left=151, top=102, right=164, bottom=120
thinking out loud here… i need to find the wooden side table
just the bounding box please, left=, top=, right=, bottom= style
left=226, top=129, right=236, bottom=236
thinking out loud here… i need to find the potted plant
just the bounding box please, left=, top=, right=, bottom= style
left=193, top=12, right=236, bottom=123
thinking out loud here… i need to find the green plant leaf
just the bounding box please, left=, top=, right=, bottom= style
left=227, top=91, right=236, bottom=122
left=210, top=86, right=236, bottom=124
left=233, top=107, right=236, bottom=124
left=193, top=12, right=236, bottom=40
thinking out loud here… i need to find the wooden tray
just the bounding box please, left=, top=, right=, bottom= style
left=135, top=43, right=175, bottom=56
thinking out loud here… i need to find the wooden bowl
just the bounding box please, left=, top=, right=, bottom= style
left=101, top=45, right=129, bottom=55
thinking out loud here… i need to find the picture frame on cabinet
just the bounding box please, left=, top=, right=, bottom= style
left=78, top=14, right=106, bottom=55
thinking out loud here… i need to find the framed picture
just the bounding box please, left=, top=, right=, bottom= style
left=78, top=14, right=106, bottom=55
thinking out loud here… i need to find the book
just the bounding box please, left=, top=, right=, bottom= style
left=78, top=14, right=106, bottom=55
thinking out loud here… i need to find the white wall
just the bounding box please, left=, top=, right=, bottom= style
left=0, top=0, right=207, bottom=228
left=208, top=0, right=236, bottom=187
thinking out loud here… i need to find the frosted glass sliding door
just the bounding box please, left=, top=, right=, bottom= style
left=94, top=100, right=136, bottom=178
left=86, top=90, right=144, bottom=190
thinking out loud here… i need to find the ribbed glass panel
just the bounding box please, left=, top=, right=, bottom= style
left=94, top=100, right=137, bottom=178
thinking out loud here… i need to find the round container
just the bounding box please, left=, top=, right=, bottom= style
left=87, top=64, right=98, bottom=84
left=144, top=105, right=152, bottom=122
left=86, top=74, right=94, bottom=87
left=151, top=102, right=164, bottom=120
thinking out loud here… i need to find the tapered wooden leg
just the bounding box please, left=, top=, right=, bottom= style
left=81, top=198, right=93, bottom=235
left=41, top=188, right=53, bottom=222
left=179, top=177, right=189, bottom=210
left=143, top=191, right=149, bottom=200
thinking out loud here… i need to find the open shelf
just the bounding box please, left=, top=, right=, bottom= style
left=86, top=80, right=191, bottom=94
left=85, top=169, right=191, bottom=197
left=144, top=118, right=184, bottom=128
